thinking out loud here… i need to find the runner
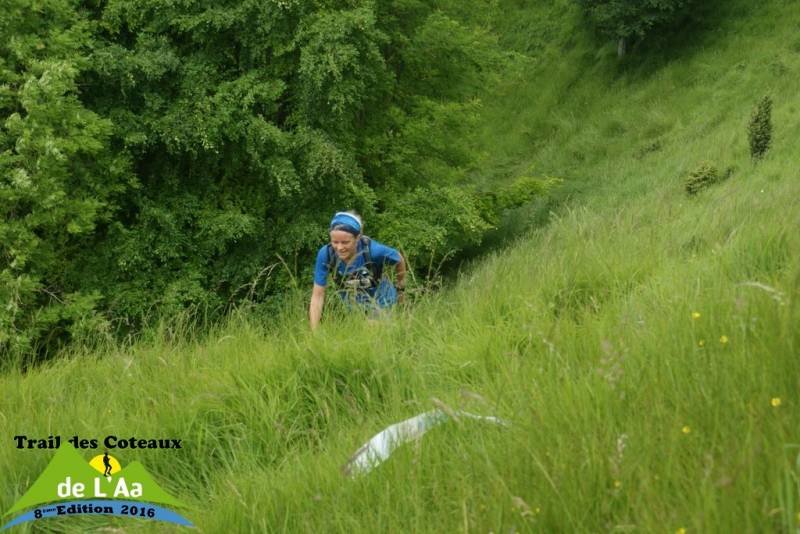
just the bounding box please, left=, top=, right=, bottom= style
left=309, top=211, right=406, bottom=330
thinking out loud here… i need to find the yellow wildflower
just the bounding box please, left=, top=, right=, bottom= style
left=614, top=480, right=622, bottom=488
left=719, top=335, right=729, bottom=345
left=698, top=340, right=705, bottom=347
left=676, top=529, right=686, bottom=534
left=682, top=425, right=691, bottom=434
left=771, top=397, right=781, bottom=407
left=691, top=312, right=701, bottom=320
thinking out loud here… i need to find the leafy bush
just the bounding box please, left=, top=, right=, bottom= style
left=0, top=0, right=544, bottom=359
left=376, top=176, right=558, bottom=272
left=576, top=0, right=695, bottom=55
left=0, top=1, right=127, bottom=357
left=748, top=96, right=773, bottom=161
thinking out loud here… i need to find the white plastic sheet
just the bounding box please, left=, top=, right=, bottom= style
left=343, top=409, right=508, bottom=476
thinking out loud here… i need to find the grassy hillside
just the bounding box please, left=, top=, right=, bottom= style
left=1, top=0, right=799, bottom=531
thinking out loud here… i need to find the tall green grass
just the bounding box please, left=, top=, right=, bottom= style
left=2, top=0, right=799, bottom=531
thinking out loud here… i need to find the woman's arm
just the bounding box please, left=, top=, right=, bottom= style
left=309, top=283, right=326, bottom=330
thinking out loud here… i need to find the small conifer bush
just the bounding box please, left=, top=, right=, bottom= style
left=748, top=96, right=773, bottom=160
left=685, top=162, right=719, bottom=195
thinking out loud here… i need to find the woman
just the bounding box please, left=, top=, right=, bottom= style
left=309, top=212, right=406, bottom=330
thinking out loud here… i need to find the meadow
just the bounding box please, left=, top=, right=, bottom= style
left=1, top=0, right=799, bottom=531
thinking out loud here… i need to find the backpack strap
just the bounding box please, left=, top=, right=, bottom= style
left=360, top=236, right=383, bottom=282
left=326, top=243, right=342, bottom=287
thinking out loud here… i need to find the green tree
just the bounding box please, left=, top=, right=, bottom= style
left=0, top=0, right=134, bottom=356
left=576, top=0, right=694, bottom=57
left=1, top=0, right=549, bottom=359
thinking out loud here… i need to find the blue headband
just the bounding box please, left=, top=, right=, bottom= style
left=329, top=212, right=361, bottom=235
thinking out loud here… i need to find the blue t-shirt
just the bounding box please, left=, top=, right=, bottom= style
left=314, top=237, right=401, bottom=307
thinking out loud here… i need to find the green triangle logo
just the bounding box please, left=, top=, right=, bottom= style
left=4, top=445, right=185, bottom=516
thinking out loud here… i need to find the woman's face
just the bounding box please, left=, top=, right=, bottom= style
left=329, top=230, right=358, bottom=262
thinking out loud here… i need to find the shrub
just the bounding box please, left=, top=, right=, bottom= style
left=576, top=0, right=695, bottom=57
left=375, top=176, right=558, bottom=274
left=685, top=162, right=734, bottom=195
left=0, top=0, right=519, bottom=359
left=748, top=96, right=773, bottom=161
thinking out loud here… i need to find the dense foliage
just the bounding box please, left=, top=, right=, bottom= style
left=1, top=0, right=550, bottom=357
left=576, top=0, right=694, bottom=54
left=684, top=162, right=732, bottom=195
left=748, top=95, right=772, bottom=161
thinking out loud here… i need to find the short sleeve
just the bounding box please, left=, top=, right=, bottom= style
left=313, top=246, right=330, bottom=286
left=369, top=240, right=401, bottom=265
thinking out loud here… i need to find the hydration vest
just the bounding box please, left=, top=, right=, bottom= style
left=326, top=236, right=384, bottom=292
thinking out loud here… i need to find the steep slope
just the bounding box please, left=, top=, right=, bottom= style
left=1, top=0, right=798, bottom=532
